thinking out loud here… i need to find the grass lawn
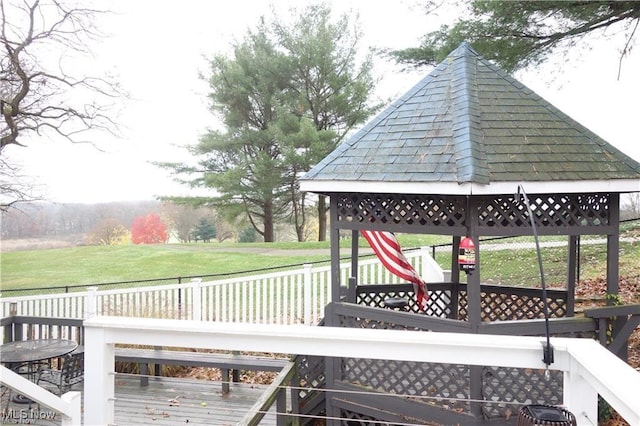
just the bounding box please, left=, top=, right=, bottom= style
left=0, top=234, right=451, bottom=291
left=1, top=232, right=637, bottom=292
left=0, top=244, right=329, bottom=290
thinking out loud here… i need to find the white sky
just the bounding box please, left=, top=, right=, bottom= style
left=6, top=0, right=640, bottom=204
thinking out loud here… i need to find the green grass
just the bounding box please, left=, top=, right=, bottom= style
left=0, top=234, right=450, bottom=291
left=432, top=240, right=640, bottom=287
left=0, top=244, right=331, bottom=290
left=1, top=234, right=637, bottom=292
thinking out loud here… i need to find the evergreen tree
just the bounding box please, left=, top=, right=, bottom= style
left=192, top=217, right=217, bottom=243
left=158, top=4, right=377, bottom=242
left=272, top=4, right=379, bottom=241
left=391, top=1, right=640, bottom=73
left=238, top=226, right=257, bottom=243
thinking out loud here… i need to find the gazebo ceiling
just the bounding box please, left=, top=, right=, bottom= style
left=300, top=42, right=640, bottom=196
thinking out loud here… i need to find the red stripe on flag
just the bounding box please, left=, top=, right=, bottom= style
left=362, top=230, right=428, bottom=310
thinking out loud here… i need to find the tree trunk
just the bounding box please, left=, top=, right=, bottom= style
left=295, top=221, right=304, bottom=242
left=264, top=199, right=275, bottom=242
left=292, top=186, right=306, bottom=242
left=317, top=195, right=327, bottom=241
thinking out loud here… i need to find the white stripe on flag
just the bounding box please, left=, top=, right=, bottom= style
left=362, top=230, right=429, bottom=310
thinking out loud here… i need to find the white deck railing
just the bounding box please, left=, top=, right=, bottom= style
left=81, top=315, right=640, bottom=426
left=0, top=366, right=81, bottom=425
left=0, top=247, right=444, bottom=325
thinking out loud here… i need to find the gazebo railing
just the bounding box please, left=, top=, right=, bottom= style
left=322, top=300, right=637, bottom=423
left=355, top=282, right=569, bottom=321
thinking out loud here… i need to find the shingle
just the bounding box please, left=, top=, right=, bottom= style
left=302, top=42, right=640, bottom=184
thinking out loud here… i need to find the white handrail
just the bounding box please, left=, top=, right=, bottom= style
left=0, top=366, right=81, bottom=426
left=566, top=338, right=640, bottom=425
left=82, top=316, right=640, bottom=426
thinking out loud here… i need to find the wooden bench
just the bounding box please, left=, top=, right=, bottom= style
left=114, top=348, right=289, bottom=393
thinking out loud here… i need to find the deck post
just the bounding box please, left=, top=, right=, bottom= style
left=564, top=358, right=598, bottom=424
left=191, top=278, right=202, bottom=321
left=85, top=286, right=98, bottom=319
left=83, top=323, right=115, bottom=425
left=303, top=264, right=313, bottom=325
left=60, top=391, right=82, bottom=426
left=4, top=303, right=17, bottom=342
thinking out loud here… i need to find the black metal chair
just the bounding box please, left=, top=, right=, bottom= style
left=37, top=351, right=84, bottom=395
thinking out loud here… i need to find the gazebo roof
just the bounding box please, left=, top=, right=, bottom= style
left=301, top=42, right=640, bottom=195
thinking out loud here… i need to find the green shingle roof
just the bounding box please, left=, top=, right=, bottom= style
left=301, top=42, right=640, bottom=195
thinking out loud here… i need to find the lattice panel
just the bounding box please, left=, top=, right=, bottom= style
left=477, top=193, right=610, bottom=228
left=481, top=291, right=567, bottom=321
left=356, top=286, right=453, bottom=318
left=424, top=290, right=453, bottom=318
left=457, top=289, right=567, bottom=322
left=339, top=410, right=395, bottom=426
left=482, top=367, right=563, bottom=420
left=357, top=288, right=414, bottom=311
left=336, top=193, right=466, bottom=228
left=339, top=313, right=423, bottom=331
left=334, top=192, right=611, bottom=230
left=295, top=354, right=325, bottom=407
left=342, top=358, right=470, bottom=413
left=458, top=290, right=469, bottom=321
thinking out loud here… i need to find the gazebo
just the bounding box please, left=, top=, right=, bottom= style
left=299, top=42, right=640, bottom=424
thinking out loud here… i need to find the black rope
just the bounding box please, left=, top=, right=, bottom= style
left=515, top=185, right=554, bottom=374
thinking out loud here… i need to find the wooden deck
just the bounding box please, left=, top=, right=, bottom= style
left=1, top=374, right=279, bottom=425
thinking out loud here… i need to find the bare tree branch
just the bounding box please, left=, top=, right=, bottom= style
left=0, top=155, right=44, bottom=211
left=1, top=0, right=124, bottom=151
left=1, top=0, right=126, bottom=208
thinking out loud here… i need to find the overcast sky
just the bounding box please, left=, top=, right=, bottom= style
left=6, top=0, right=640, bottom=204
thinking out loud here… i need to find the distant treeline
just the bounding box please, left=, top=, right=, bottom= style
left=1, top=201, right=162, bottom=239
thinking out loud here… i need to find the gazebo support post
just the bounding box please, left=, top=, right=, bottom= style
left=467, top=235, right=482, bottom=330
left=326, top=204, right=349, bottom=425
left=466, top=194, right=482, bottom=332
left=330, top=199, right=341, bottom=304
left=351, top=230, right=359, bottom=294
left=451, top=236, right=461, bottom=320
left=607, top=193, right=620, bottom=303
left=567, top=235, right=578, bottom=317
left=323, top=304, right=340, bottom=425
left=607, top=194, right=625, bottom=359
left=467, top=234, right=483, bottom=418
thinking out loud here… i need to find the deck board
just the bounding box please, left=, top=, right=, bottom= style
left=113, top=375, right=277, bottom=425
left=1, top=374, right=277, bottom=425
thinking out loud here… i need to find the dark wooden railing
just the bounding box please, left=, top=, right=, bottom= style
left=315, top=283, right=640, bottom=424
left=354, top=282, right=570, bottom=321
left=585, top=304, right=640, bottom=362
left=1, top=313, right=84, bottom=345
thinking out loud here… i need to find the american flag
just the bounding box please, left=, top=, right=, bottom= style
left=361, top=230, right=429, bottom=311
